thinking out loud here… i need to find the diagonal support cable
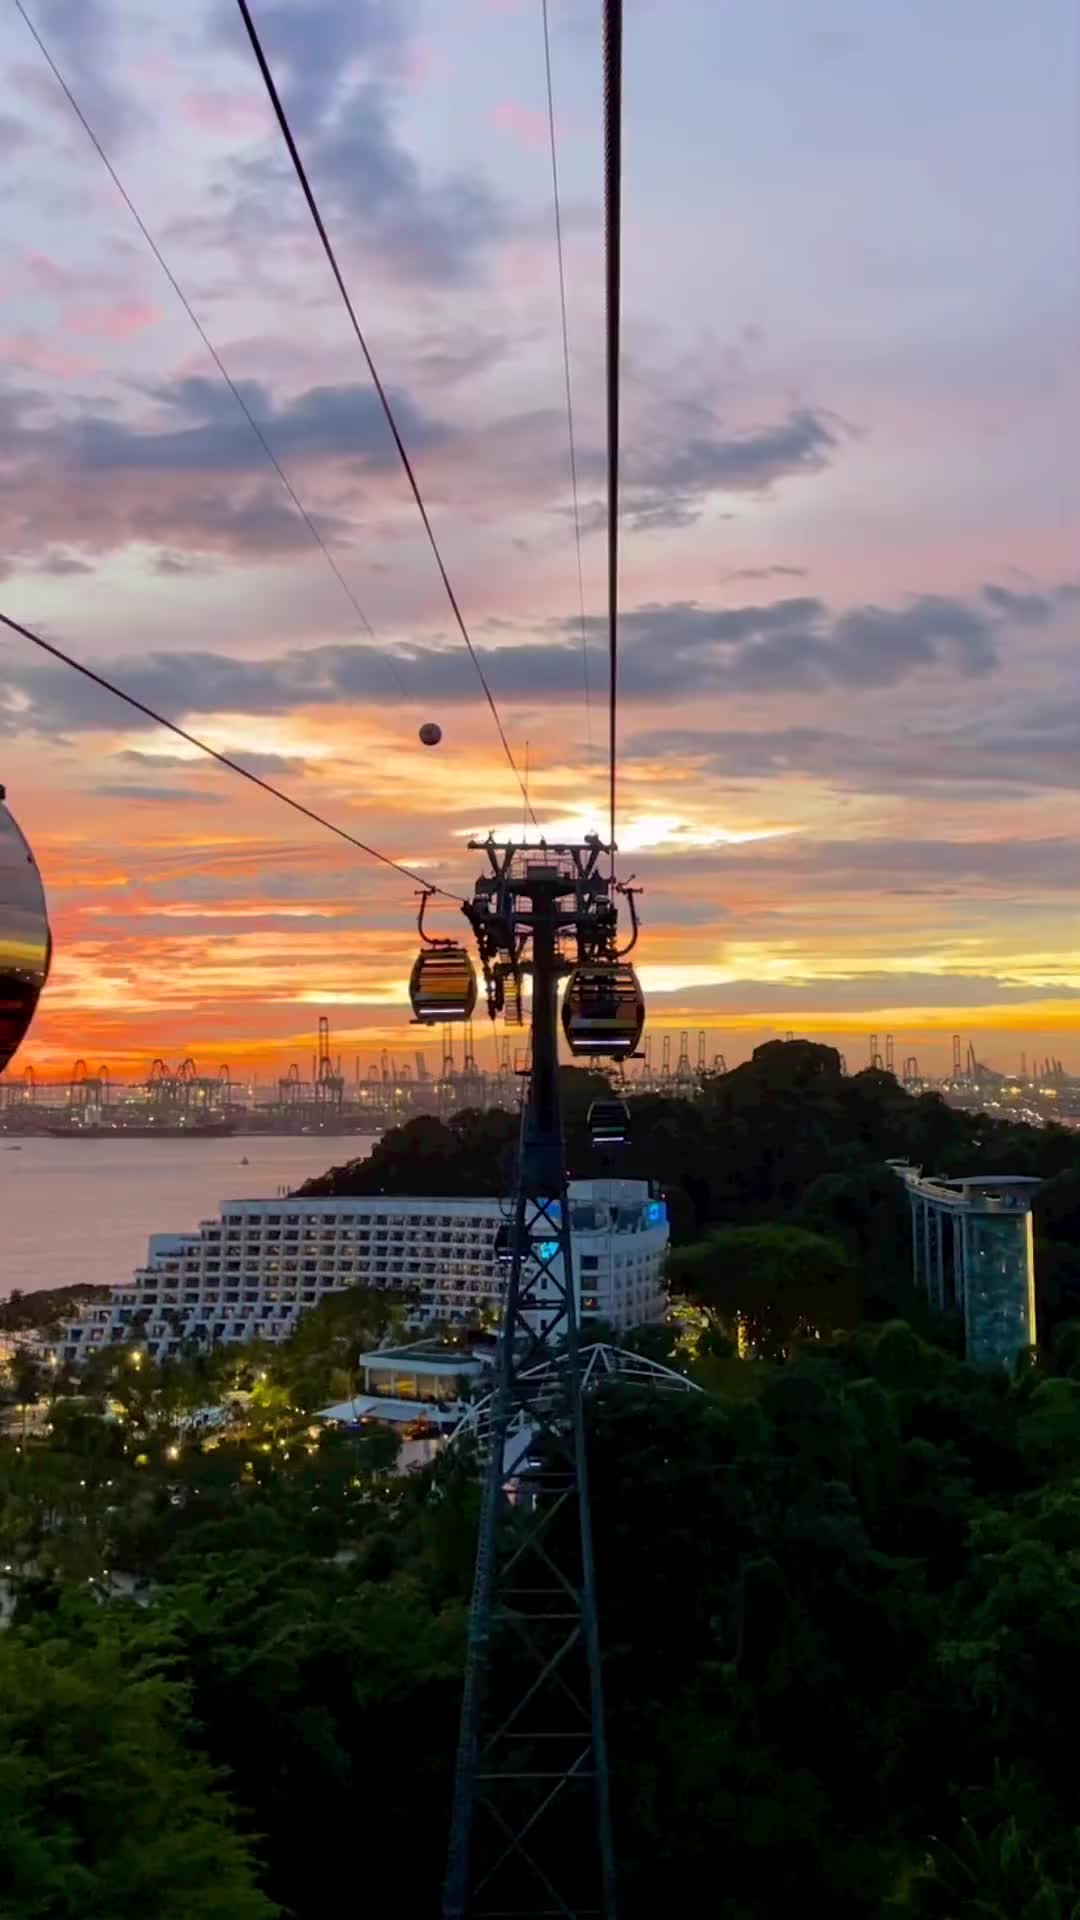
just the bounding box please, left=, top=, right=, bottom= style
left=0, top=610, right=460, bottom=897
left=12, top=0, right=407, bottom=696
left=234, top=0, right=537, bottom=825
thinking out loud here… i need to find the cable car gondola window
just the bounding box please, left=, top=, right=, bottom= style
left=0, top=792, right=51, bottom=1076
left=562, top=963, right=644, bottom=1058
left=588, top=1099, right=629, bottom=1147
left=408, top=944, right=478, bottom=1024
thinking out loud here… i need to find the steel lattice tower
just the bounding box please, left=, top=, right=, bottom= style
left=442, top=841, right=620, bottom=1920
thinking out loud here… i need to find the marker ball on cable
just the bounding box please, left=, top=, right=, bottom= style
left=419, top=722, right=442, bottom=747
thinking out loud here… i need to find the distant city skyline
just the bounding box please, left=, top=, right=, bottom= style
left=5, top=1020, right=1078, bottom=1085
left=1, top=2, right=1075, bottom=1075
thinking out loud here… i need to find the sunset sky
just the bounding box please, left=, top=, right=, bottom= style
left=1, top=0, right=1077, bottom=1085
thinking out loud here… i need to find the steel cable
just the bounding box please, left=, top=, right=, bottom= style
left=234, top=0, right=537, bottom=827
left=0, top=610, right=463, bottom=899
left=11, top=0, right=410, bottom=697
left=541, top=0, right=592, bottom=762
left=602, top=0, right=623, bottom=859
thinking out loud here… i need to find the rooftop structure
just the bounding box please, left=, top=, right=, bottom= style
left=315, top=1337, right=701, bottom=1481
left=317, top=1338, right=490, bottom=1424
left=314, top=1338, right=490, bottom=1471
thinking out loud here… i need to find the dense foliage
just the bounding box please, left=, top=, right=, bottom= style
left=590, top=1325, right=1080, bottom=1916
left=302, top=1041, right=1080, bottom=1339
left=299, top=1105, right=519, bottom=1198
left=668, top=1222, right=860, bottom=1357
left=618, top=1042, right=1079, bottom=1249
left=3, top=1049, right=1080, bottom=1916
left=8, top=1314, right=1080, bottom=1915
left=0, top=1283, right=110, bottom=1333
left=296, top=1067, right=610, bottom=1198
left=0, top=1630, right=277, bottom=1919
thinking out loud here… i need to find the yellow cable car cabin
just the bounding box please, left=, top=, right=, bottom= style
left=408, top=944, right=478, bottom=1024
left=561, top=963, right=644, bottom=1058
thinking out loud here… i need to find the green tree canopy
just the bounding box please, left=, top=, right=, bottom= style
left=0, top=1623, right=278, bottom=1918
left=669, top=1223, right=858, bottom=1358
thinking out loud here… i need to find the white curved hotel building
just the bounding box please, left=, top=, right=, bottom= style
left=52, top=1179, right=669, bottom=1366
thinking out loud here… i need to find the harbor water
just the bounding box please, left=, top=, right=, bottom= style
left=0, top=1134, right=377, bottom=1292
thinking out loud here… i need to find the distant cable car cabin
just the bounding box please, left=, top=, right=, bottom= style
left=588, top=1100, right=629, bottom=1147
left=408, top=944, right=478, bottom=1025
left=0, top=787, right=51, bottom=1076
left=561, top=963, right=644, bottom=1058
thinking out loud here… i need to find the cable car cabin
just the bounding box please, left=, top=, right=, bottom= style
left=408, top=944, right=477, bottom=1024
left=562, top=964, right=644, bottom=1058
left=588, top=1099, right=629, bottom=1148
left=494, top=1221, right=514, bottom=1265
left=0, top=792, right=51, bottom=1076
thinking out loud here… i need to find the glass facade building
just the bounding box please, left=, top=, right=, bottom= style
left=961, top=1206, right=1036, bottom=1369
left=893, top=1163, right=1038, bottom=1368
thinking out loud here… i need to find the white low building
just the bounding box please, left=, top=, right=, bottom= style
left=315, top=1339, right=490, bottom=1471
left=52, top=1180, right=669, bottom=1366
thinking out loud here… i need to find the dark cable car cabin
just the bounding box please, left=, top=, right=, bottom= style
left=408, top=944, right=477, bottom=1024
left=588, top=1100, right=629, bottom=1148
left=0, top=789, right=51, bottom=1076
left=494, top=1220, right=514, bottom=1265
left=562, top=963, right=644, bottom=1058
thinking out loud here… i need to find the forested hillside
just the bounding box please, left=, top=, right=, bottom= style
left=6, top=1313, right=1080, bottom=1914
left=4, top=1046, right=1080, bottom=1915
left=302, top=1041, right=1080, bottom=1340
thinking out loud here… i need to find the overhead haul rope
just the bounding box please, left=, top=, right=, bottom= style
left=234, top=0, right=538, bottom=829
left=11, top=0, right=410, bottom=697
left=541, top=0, right=592, bottom=762
left=602, top=0, right=623, bottom=862
left=0, top=611, right=464, bottom=900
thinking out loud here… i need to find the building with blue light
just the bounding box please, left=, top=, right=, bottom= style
left=51, top=1178, right=669, bottom=1367
left=514, top=1180, right=669, bottom=1337
left=892, top=1163, right=1038, bottom=1367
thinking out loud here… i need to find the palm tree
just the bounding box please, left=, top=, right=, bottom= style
left=896, top=1819, right=1080, bottom=1920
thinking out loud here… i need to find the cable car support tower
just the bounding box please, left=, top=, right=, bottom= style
left=424, top=836, right=641, bottom=1919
